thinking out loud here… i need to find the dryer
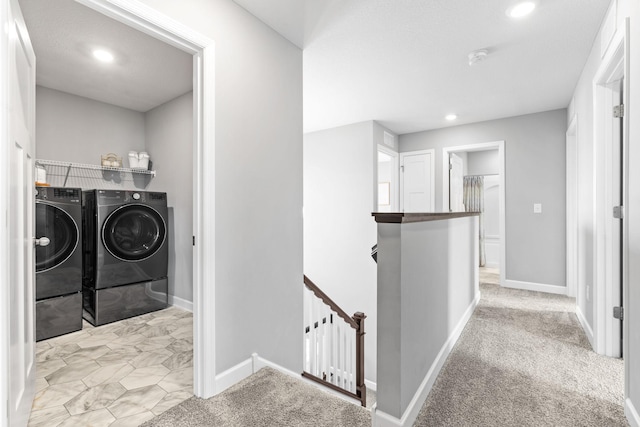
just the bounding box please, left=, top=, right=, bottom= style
left=35, top=186, right=83, bottom=341
left=83, top=189, right=168, bottom=325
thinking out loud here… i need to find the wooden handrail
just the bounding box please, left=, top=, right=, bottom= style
left=302, top=275, right=367, bottom=407
left=303, top=275, right=358, bottom=329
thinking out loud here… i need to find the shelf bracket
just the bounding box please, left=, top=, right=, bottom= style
left=63, top=163, right=72, bottom=187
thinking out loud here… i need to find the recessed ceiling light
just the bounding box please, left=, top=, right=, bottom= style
left=445, top=114, right=457, bottom=121
left=506, top=1, right=536, bottom=18
left=93, top=49, right=114, bottom=63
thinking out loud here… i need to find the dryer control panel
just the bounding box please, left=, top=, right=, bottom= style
left=36, top=186, right=81, bottom=204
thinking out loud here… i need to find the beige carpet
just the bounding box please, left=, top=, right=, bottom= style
left=414, top=280, right=627, bottom=426
left=143, top=269, right=626, bottom=426
left=141, top=367, right=370, bottom=427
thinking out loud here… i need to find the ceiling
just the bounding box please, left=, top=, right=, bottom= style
left=234, top=0, right=611, bottom=134
left=18, top=0, right=193, bottom=113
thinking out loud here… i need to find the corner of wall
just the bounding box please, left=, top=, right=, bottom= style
left=626, top=398, right=640, bottom=427
left=374, top=291, right=480, bottom=427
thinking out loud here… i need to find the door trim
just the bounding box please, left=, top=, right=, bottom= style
left=566, top=115, right=578, bottom=299
left=591, top=20, right=627, bottom=359
left=399, top=149, right=435, bottom=212
left=442, top=141, right=505, bottom=287
left=76, top=0, right=217, bottom=397
left=377, top=145, right=399, bottom=212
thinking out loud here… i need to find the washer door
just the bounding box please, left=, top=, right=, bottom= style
left=102, top=204, right=166, bottom=261
left=36, top=203, right=79, bottom=272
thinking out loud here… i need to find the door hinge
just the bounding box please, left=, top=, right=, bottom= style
left=613, top=306, right=624, bottom=321
left=400, top=165, right=404, bottom=173
left=192, top=236, right=195, bottom=246
left=449, top=163, right=453, bottom=170
left=613, top=206, right=624, bottom=219
left=613, top=104, right=625, bottom=118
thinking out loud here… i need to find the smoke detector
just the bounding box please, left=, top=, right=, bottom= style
left=468, top=49, right=489, bottom=66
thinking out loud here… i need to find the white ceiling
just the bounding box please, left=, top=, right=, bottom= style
left=234, top=0, right=611, bottom=134
left=19, top=0, right=193, bottom=112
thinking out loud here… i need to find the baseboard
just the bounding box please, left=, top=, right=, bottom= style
left=575, top=304, right=595, bottom=351
left=169, top=294, right=193, bottom=312
left=216, top=353, right=363, bottom=406
left=484, top=262, right=499, bottom=269
left=626, top=398, right=640, bottom=427
left=365, top=379, right=377, bottom=392
left=373, top=291, right=481, bottom=427
left=503, top=279, right=567, bottom=295
left=214, top=357, right=253, bottom=394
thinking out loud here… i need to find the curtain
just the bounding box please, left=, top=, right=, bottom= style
left=463, top=176, right=485, bottom=267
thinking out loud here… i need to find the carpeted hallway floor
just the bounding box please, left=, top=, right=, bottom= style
left=414, top=269, right=627, bottom=426
left=144, top=268, right=627, bottom=426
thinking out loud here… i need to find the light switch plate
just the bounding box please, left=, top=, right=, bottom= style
left=533, top=203, right=542, bottom=214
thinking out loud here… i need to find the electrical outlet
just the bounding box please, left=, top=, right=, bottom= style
left=533, top=203, right=542, bottom=214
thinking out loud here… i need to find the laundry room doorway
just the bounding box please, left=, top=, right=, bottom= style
left=2, top=2, right=217, bottom=419
left=64, top=0, right=217, bottom=399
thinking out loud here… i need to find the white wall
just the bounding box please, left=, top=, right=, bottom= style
left=400, top=110, right=567, bottom=288
left=378, top=157, right=392, bottom=212
left=570, top=0, right=640, bottom=422
left=483, top=175, right=500, bottom=269
left=146, top=92, right=193, bottom=307
left=35, top=86, right=145, bottom=163
left=627, top=0, right=640, bottom=420
left=136, top=0, right=303, bottom=376
left=467, top=149, right=499, bottom=176
left=304, top=121, right=378, bottom=385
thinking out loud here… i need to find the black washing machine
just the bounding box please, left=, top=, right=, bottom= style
left=35, top=186, right=83, bottom=341
left=83, top=189, right=168, bottom=325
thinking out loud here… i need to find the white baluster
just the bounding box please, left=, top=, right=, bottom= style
left=331, top=312, right=337, bottom=385
left=319, top=305, right=325, bottom=379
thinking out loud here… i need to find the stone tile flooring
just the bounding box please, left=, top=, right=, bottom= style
left=29, top=307, right=193, bottom=427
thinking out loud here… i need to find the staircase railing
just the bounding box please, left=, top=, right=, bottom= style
left=302, top=275, right=366, bottom=407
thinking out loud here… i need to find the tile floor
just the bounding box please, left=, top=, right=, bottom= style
left=29, top=306, right=193, bottom=427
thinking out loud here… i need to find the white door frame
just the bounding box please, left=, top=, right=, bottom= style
left=442, top=141, right=505, bottom=287
left=566, top=115, right=578, bottom=299
left=591, top=21, right=628, bottom=358
left=377, top=145, right=399, bottom=212
left=75, top=0, right=217, bottom=397
left=399, top=149, right=435, bottom=212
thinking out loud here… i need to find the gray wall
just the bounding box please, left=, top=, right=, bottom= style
left=37, top=0, right=304, bottom=377
left=467, top=149, right=499, bottom=176
left=304, top=121, right=378, bottom=384
left=36, top=86, right=194, bottom=305
left=137, top=0, right=304, bottom=375
left=400, top=110, right=567, bottom=287
left=146, top=92, right=193, bottom=305
left=377, top=216, right=477, bottom=418
left=36, top=86, right=145, bottom=163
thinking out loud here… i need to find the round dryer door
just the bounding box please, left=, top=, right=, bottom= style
left=35, top=203, right=79, bottom=272
left=102, top=205, right=166, bottom=261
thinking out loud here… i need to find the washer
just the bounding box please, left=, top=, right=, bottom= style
left=83, top=189, right=168, bottom=325
left=35, top=186, right=83, bottom=341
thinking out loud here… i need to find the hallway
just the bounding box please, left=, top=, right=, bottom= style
left=414, top=270, right=626, bottom=426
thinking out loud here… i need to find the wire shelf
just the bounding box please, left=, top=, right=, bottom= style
left=36, top=159, right=156, bottom=190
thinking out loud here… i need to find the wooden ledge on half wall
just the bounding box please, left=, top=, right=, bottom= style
left=371, top=211, right=480, bottom=224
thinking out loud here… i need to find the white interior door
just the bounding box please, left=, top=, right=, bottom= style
left=449, top=153, right=464, bottom=212
left=2, top=0, right=37, bottom=425
left=400, top=150, right=434, bottom=212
